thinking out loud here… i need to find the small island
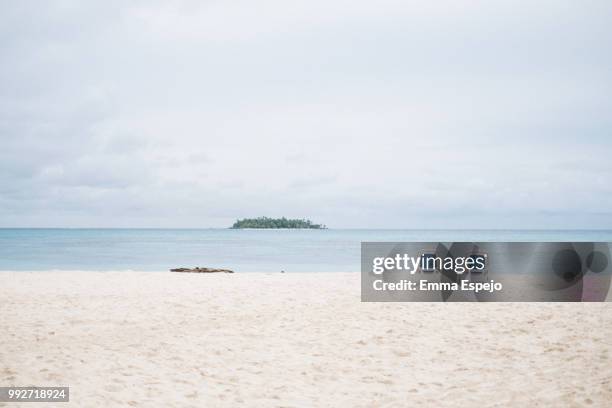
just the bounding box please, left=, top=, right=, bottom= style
left=231, top=217, right=326, bottom=229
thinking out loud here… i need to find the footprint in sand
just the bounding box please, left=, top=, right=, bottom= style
left=104, top=384, right=122, bottom=392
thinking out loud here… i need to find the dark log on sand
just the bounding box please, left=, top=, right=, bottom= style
left=170, top=267, right=234, bottom=273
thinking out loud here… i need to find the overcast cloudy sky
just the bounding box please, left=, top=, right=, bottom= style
left=1, top=1, right=611, bottom=228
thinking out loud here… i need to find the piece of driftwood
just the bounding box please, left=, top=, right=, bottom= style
left=170, top=267, right=234, bottom=273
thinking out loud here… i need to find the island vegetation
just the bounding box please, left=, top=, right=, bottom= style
left=231, top=217, right=326, bottom=229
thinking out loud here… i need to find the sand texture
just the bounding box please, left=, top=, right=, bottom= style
left=2, top=272, right=611, bottom=407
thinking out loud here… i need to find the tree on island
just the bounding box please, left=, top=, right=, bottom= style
left=231, top=217, right=326, bottom=229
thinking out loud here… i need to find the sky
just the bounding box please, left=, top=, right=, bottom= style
left=1, top=0, right=611, bottom=228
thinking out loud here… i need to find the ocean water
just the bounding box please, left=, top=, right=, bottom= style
left=0, top=229, right=611, bottom=272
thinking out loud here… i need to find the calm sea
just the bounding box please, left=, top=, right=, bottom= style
left=1, top=229, right=611, bottom=272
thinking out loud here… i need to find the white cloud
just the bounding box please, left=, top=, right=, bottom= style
left=0, top=0, right=611, bottom=227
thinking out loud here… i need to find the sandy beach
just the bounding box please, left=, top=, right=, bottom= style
left=2, top=271, right=611, bottom=407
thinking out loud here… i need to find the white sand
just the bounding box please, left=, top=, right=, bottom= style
left=1, top=271, right=611, bottom=407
